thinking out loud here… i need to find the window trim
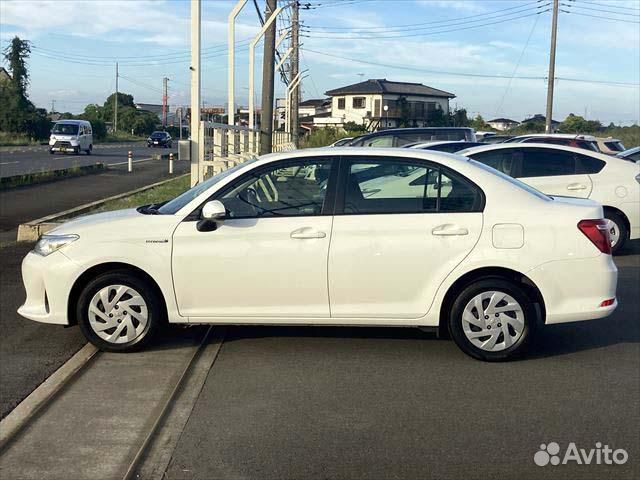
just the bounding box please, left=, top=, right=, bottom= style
left=352, top=96, right=366, bottom=109
left=185, top=156, right=340, bottom=221
left=333, top=155, right=485, bottom=216
left=337, top=97, right=345, bottom=110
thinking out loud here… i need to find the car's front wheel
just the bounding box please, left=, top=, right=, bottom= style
left=77, top=270, right=163, bottom=352
left=448, top=278, right=537, bottom=361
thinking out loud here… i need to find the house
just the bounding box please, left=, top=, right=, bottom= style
left=135, top=103, right=166, bottom=120
left=486, top=117, right=520, bottom=131
left=320, top=78, right=455, bottom=131
left=299, top=98, right=331, bottom=118
left=0, top=67, right=11, bottom=83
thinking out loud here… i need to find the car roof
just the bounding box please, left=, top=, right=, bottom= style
left=513, top=133, right=597, bottom=141
left=458, top=142, right=614, bottom=161
left=617, top=146, right=640, bottom=156
left=355, top=127, right=474, bottom=138
left=595, top=137, right=621, bottom=142
left=54, top=120, right=89, bottom=125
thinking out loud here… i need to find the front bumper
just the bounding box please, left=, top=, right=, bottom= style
left=527, top=254, right=618, bottom=325
left=18, top=250, right=82, bottom=325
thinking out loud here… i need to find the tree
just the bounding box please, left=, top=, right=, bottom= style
left=0, top=36, right=49, bottom=140
left=469, top=114, right=489, bottom=131
left=559, top=113, right=602, bottom=133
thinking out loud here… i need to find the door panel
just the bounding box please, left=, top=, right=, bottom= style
left=328, top=213, right=482, bottom=318
left=172, top=217, right=332, bottom=317
left=521, top=174, right=592, bottom=198
left=328, top=157, right=483, bottom=318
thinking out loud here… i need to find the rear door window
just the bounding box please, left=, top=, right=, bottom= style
left=575, top=153, right=606, bottom=174
left=519, top=148, right=576, bottom=178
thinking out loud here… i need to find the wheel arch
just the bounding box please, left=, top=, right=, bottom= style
left=67, top=262, right=168, bottom=326
left=602, top=205, right=630, bottom=234
left=438, top=266, right=546, bottom=337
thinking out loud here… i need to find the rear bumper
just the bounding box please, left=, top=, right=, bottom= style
left=527, top=254, right=618, bottom=325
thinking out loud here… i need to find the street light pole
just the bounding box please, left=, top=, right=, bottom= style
left=228, top=0, right=248, bottom=128
left=545, top=0, right=559, bottom=134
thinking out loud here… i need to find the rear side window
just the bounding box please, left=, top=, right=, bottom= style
left=519, top=149, right=576, bottom=177
left=575, top=154, right=606, bottom=174
left=340, top=158, right=483, bottom=214
left=466, top=150, right=519, bottom=177
left=604, top=141, right=625, bottom=152
left=363, top=135, right=393, bottom=147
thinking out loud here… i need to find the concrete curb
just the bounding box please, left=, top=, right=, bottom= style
left=0, top=343, right=99, bottom=451
left=16, top=173, right=189, bottom=242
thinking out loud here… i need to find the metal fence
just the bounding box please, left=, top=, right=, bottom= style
left=192, top=122, right=294, bottom=182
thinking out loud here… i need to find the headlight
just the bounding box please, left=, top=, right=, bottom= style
left=34, top=234, right=79, bottom=256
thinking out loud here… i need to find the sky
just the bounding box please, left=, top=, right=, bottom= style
left=1, top=0, right=639, bottom=124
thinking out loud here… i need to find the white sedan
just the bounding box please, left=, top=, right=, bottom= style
left=460, top=143, right=640, bottom=253
left=19, top=148, right=618, bottom=361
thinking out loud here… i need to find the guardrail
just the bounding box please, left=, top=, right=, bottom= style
left=193, top=122, right=295, bottom=182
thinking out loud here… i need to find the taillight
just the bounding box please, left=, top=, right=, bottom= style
left=578, top=219, right=612, bottom=254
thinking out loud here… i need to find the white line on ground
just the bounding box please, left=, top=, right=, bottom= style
left=109, top=157, right=155, bottom=166
left=0, top=161, right=19, bottom=165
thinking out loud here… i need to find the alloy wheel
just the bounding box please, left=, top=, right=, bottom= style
left=604, top=218, right=620, bottom=248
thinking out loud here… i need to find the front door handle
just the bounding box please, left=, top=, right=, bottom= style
left=432, top=224, right=469, bottom=236
left=290, top=227, right=326, bottom=239
left=567, top=183, right=587, bottom=191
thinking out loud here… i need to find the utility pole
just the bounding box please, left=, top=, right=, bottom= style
left=114, top=62, right=119, bottom=132
left=50, top=99, right=55, bottom=114
left=545, top=0, right=559, bottom=134
left=260, top=0, right=277, bottom=155
left=162, top=77, right=169, bottom=128
left=291, top=0, right=300, bottom=146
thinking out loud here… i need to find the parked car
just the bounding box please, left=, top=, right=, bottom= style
left=596, top=137, right=626, bottom=155
left=504, top=134, right=600, bottom=152
left=349, top=127, right=476, bottom=147
left=19, top=148, right=618, bottom=361
left=482, top=135, right=514, bottom=144
left=406, top=141, right=486, bottom=153
left=49, top=120, right=93, bottom=155
left=460, top=143, right=640, bottom=253
left=328, top=137, right=353, bottom=147
left=617, top=146, right=640, bottom=163
left=147, top=131, right=172, bottom=148
left=475, top=131, right=496, bottom=141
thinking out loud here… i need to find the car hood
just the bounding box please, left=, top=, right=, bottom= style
left=49, top=207, right=181, bottom=241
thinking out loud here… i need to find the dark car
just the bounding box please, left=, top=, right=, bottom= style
left=482, top=135, right=514, bottom=144
left=348, top=127, right=476, bottom=147
left=617, top=146, right=640, bottom=163
left=404, top=141, right=486, bottom=153
left=147, top=131, right=172, bottom=148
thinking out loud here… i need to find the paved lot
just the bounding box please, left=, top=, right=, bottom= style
left=166, top=244, right=639, bottom=479
left=0, top=142, right=177, bottom=178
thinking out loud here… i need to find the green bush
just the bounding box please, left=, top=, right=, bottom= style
left=300, top=127, right=365, bottom=148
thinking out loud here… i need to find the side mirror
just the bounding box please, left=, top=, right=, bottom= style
left=197, top=200, right=226, bottom=232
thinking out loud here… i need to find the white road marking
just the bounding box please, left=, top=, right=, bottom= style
left=109, top=157, right=155, bottom=166
left=0, top=161, right=19, bottom=165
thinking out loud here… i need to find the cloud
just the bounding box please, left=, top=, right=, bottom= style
left=416, top=0, right=485, bottom=13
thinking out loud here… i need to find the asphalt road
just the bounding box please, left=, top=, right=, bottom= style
left=0, top=141, right=177, bottom=178
left=166, top=244, right=640, bottom=480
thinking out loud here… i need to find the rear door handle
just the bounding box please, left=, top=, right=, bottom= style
left=432, top=224, right=469, bottom=236
left=567, top=183, right=587, bottom=191
left=290, top=227, right=326, bottom=239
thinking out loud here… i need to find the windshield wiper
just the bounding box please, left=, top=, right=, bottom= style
left=137, top=203, right=164, bottom=215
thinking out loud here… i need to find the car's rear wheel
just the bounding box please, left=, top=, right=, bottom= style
left=86, top=144, right=92, bottom=155
left=604, top=210, right=628, bottom=254
left=448, top=278, right=536, bottom=361
left=77, top=271, right=162, bottom=352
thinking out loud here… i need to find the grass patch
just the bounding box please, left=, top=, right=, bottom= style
left=95, top=174, right=191, bottom=213
left=102, top=131, right=146, bottom=143
left=0, top=164, right=105, bottom=190
left=0, top=132, right=41, bottom=147
left=300, top=127, right=365, bottom=148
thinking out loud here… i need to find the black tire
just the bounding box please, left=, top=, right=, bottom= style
left=448, top=278, right=537, bottom=362
left=74, top=147, right=80, bottom=155
left=49, top=149, right=54, bottom=155
left=86, top=145, right=92, bottom=155
left=604, top=210, right=628, bottom=255
left=76, top=270, right=163, bottom=352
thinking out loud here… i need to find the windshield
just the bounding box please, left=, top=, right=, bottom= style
left=151, top=132, right=166, bottom=138
left=158, top=159, right=257, bottom=214
left=52, top=123, right=79, bottom=135
left=468, top=159, right=551, bottom=201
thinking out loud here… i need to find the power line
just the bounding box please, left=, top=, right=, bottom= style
left=304, top=47, right=640, bottom=88
left=561, top=9, right=640, bottom=23
left=302, top=10, right=550, bottom=40
left=495, top=13, right=541, bottom=117
left=577, top=0, right=640, bottom=12
left=305, top=1, right=545, bottom=31
left=565, top=3, right=640, bottom=16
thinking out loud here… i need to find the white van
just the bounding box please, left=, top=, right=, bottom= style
left=49, top=120, right=93, bottom=155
